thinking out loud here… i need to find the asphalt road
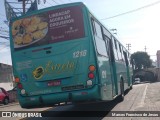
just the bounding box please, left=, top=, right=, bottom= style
left=1, top=82, right=160, bottom=120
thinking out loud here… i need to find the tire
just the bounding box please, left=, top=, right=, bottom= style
left=118, top=79, right=124, bottom=102
left=3, top=98, right=9, bottom=105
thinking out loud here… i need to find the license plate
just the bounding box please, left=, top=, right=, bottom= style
left=48, top=80, right=61, bottom=86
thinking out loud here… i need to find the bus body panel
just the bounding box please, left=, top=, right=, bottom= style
left=97, top=56, right=113, bottom=100
left=115, top=61, right=128, bottom=95
left=19, top=85, right=100, bottom=108
left=13, top=40, right=91, bottom=95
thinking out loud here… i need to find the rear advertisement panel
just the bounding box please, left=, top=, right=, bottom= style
left=11, top=6, right=85, bottom=50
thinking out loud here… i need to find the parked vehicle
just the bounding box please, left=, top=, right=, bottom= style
left=7, top=87, right=17, bottom=103
left=0, top=87, right=9, bottom=105
left=134, top=78, right=141, bottom=84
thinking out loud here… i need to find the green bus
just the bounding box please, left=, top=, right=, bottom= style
left=10, top=2, right=132, bottom=108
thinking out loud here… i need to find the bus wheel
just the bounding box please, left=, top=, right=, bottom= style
left=119, top=79, right=124, bottom=102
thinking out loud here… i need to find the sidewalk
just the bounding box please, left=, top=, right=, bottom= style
left=132, top=82, right=160, bottom=120
left=135, top=82, right=160, bottom=111
left=0, top=102, right=19, bottom=108
left=103, top=82, right=160, bottom=120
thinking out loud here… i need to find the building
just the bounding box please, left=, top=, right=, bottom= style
left=0, top=63, right=14, bottom=90
left=157, top=50, right=160, bottom=68
left=152, top=60, right=157, bottom=68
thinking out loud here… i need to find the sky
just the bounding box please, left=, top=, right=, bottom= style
left=1, top=0, right=160, bottom=65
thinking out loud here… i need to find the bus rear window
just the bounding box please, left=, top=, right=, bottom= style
left=11, top=5, right=85, bottom=51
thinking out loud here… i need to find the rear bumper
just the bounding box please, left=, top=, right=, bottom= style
left=19, top=85, right=100, bottom=108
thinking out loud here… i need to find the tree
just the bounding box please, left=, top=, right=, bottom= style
left=130, top=51, right=152, bottom=70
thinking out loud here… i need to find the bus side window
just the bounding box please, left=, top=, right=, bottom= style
left=91, top=18, right=96, bottom=35
left=92, top=19, right=108, bottom=57
left=114, top=39, right=117, bottom=50
left=102, top=28, right=112, bottom=58
left=121, top=47, right=125, bottom=62
left=127, top=52, right=132, bottom=67
left=112, top=37, right=118, bottom=61
left=109, top=38, right=115, bottom=62
left=104, top=36, right=110, bottom=57
left=117, top=42, right=122, bottom=61
left=94, top=21, right=103, bottom=39
left=119, top=43, right=122, bottom=53
left=123, top=51, right=129, bottom=66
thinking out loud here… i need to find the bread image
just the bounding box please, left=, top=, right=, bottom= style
left=12, top=20, right=22, bottom=28
left=26, top=24, right=38, bottom=33
left=14, top=35, right=23, bottom=45
left=30, top=16, right=41, bottom=25
left=12, top=20, right=22, bottom=36
left=22, top=18, right=31, bottom=27
left=38, top=22, right=48, bottom=30
left=23, top=34, right=33, bottom=44
left=13, top=15, right=48, bottom=48
left=32, top=30, right=45, bottom=40
left=12, top=29, right=19, bottom=36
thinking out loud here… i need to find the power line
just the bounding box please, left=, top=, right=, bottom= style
left=101, top=0, right=160, bottom=20
left=39, top=3, right=47, bottom=8
left=46, top=1, right=54, bottom=6
left=58, top=0, right=64, bottom=3
left=0, top=35, right=9, bottom=40
left=51, top=0, right=59, bottom=5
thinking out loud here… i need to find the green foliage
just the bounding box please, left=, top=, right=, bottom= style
left=130, top=51, right=152, bottom=70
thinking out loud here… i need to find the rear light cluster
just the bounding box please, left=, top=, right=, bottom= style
left=88, top=65, right=95, bottom=79
left=15, top=77, right=26, bottom=95
left=87, top=65, right=96, bottom=86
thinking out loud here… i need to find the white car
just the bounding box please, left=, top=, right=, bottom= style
left=134, top=78, right=140, bottom=84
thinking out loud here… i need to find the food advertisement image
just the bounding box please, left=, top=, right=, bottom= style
left=11, top=6, right=84, bottom=50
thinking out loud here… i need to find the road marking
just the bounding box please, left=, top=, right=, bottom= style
left=136, top=84, right=148, bottom=108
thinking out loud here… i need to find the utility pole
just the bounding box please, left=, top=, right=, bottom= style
left=110, top=29, right=117, bottom=35
left=22, top=0, right=26, bottom=14
left=144, top=46, right=147, bottom=52
left=126, top=43, right=131, bottom=51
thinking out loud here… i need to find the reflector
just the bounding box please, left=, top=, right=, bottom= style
left=21, top=89, right=26, bottom=95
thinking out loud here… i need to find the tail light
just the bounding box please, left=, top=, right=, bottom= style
left=18, top=83, right=23, bottom=89
left=89, top=65, right=95, bottom=72
left=88, top=65, right=95, bottom=79
left=15, top=77, right=20, bottom=83
left=88, top=72, right=94, bottom=79
left=87, top=65, right=95, bottom=86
